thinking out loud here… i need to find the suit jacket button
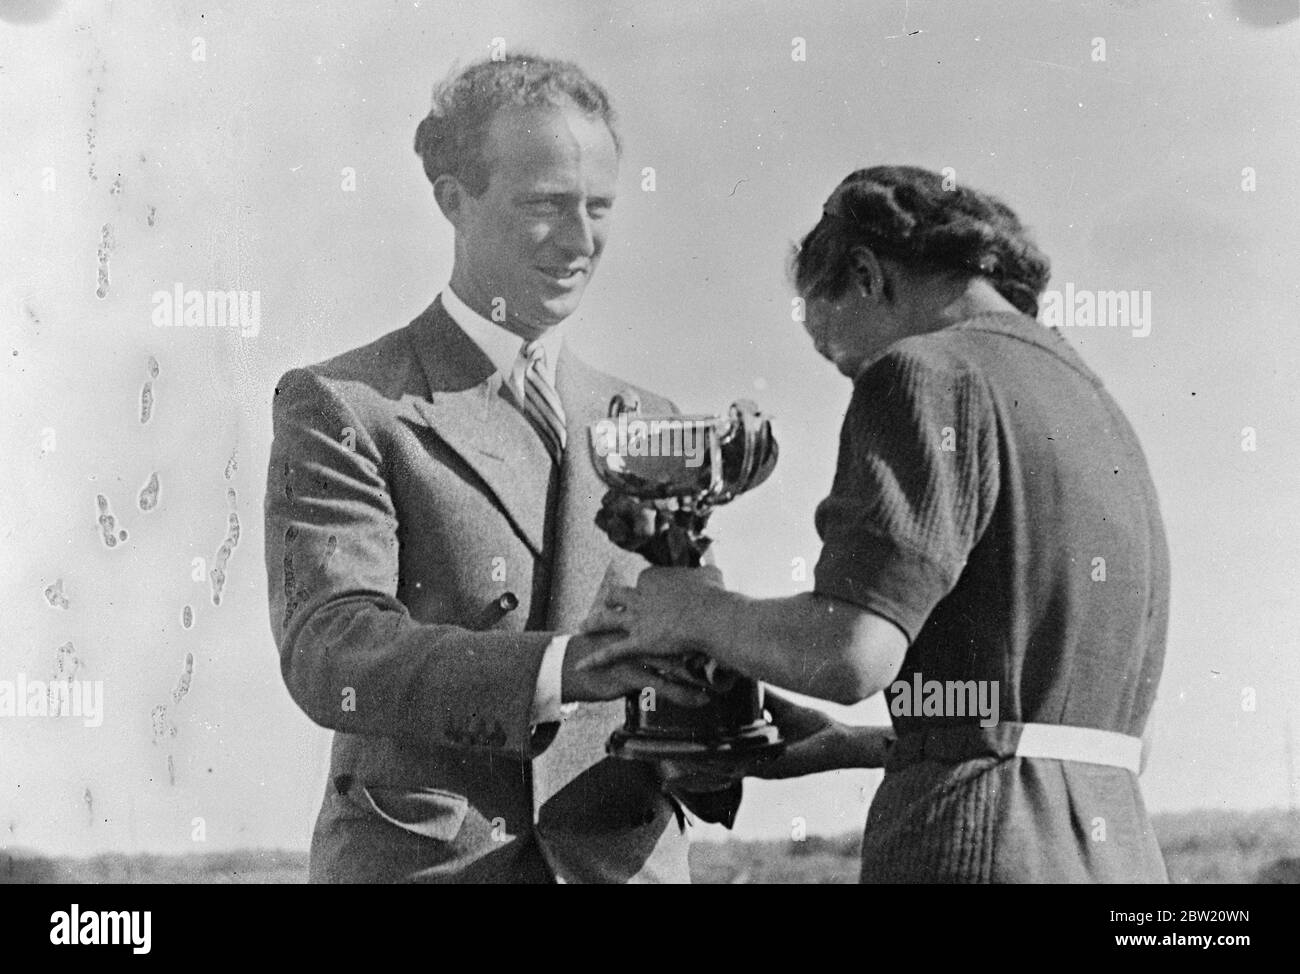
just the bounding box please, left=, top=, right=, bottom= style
left=477, top=592, right=520, bottom=628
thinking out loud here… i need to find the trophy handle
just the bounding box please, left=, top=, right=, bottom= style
left=706, top=429, right=725, bottom=500
left=730, top=401, right=762, bottom=498
left=715, top=400, right=770, bottom=504
left=609, top=391, right=641, bottom=418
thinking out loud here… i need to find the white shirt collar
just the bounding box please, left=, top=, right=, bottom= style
left=440, top=286, right=564, bottom=395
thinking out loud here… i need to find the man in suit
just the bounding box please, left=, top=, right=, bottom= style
left=263, top=53, right=724, bottom=883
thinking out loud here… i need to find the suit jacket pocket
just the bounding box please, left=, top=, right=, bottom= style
left=355, top=784, right=470, bottom=842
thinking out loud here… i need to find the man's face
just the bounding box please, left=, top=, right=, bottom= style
left=451, top=105, right=619, bottom=338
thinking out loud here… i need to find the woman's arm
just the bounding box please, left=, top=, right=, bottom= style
left=702, top=589, right=909, bottom=705
left=583, top=569, right=909, bottom=706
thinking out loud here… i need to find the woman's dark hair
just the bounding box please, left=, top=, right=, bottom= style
left=792, top=165, right=1051, bottom=316
left=414, top=52, right=621, bottom=196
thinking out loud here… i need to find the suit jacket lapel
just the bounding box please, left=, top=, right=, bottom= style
left=407, top=299, right=553, bottom=558
left=545, top=343, right=631, bottom=632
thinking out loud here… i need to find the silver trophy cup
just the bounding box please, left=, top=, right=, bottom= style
left=588, top=395, right=785, bottom=806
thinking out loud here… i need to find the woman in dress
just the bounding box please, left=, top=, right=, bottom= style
left=583, top=165, right=1170, bottom=883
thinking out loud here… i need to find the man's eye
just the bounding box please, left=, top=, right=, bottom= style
left=587, top=203, right=612, bottom=219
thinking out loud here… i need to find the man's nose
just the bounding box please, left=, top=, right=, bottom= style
left=553, top=206, right=596, bottom=257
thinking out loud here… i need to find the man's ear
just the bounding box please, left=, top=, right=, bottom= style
left=848, top=245, right=887, bottom=301
left=432, top=174, right=466, bottom=225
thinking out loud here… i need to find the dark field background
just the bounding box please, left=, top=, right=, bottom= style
left=4, top=808, right=1298, bottom=884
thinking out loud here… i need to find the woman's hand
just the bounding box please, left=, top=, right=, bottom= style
left=579, top=565, right=733, bottom=670
left=754, top=691, right=852, bottom=779
left=753, top=692, right=896, bottom=778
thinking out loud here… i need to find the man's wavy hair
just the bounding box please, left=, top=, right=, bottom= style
left=792, top=166, right=1051, bottom=317
left=414, top=52, right=621, bottom=196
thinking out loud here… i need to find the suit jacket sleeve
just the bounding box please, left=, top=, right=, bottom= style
left=264, top=367, right=553, bottom=756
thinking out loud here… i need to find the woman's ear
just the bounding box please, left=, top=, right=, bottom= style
left=849, top=245, right=887, bottom=301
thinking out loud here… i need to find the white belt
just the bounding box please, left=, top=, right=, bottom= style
left=1015, top=722, right=1142, bottom=774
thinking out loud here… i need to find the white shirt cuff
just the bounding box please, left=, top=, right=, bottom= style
left=531, top=634, right=577, bottom=724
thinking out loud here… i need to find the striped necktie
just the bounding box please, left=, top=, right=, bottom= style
left=517, top=340, right=566, bottom=463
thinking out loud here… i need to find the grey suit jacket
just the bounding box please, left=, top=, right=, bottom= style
left=264, top=297, right=694, bottom=883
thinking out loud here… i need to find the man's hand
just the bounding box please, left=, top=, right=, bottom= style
left=560, top=630, right=714, bottom=708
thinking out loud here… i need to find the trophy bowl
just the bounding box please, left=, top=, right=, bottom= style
left=588, top=397, right=785, bottom=771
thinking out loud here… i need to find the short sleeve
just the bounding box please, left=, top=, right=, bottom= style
left=812, top=346, right=1000, bottom=642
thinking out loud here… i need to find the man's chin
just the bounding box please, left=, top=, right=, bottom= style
left=536, top=294, right=584, bottom=326
left=505, top=302, right=577, bottom=340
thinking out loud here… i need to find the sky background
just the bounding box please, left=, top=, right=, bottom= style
left=2, top=0, right=1299, bottom=856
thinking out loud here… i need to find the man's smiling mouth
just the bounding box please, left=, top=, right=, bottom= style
left=536, top=265, right=587, bottom=281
